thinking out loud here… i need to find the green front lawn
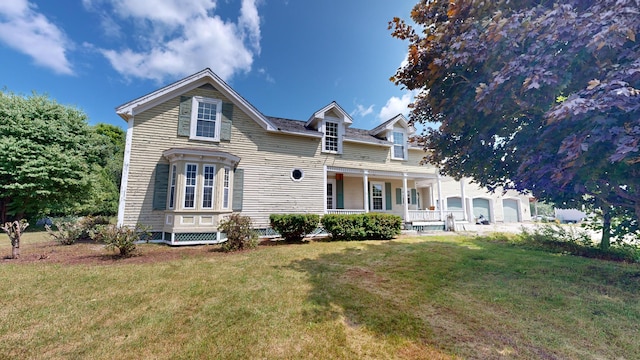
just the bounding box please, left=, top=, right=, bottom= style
left=1, top=233, right=638, bottom=359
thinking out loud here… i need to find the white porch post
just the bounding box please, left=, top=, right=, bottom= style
left=363, top=170, right=369, bottom=213
left=430, top=184, right=435, bottom=208
left=323, top=165, right=327, bottom=214
left=437, top=174, right=444, bottom=221
left=402, top=174, right=409, bottom=222
left=460, top=178, right=467, bottom=221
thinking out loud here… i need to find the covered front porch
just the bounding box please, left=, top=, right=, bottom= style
left=324, top=166, right=470, bottom=226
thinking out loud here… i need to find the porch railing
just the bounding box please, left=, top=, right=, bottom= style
left=326, top=209, right=367, bottom=215
left=408, top=210, right=466, bottom=222
left=326, top=209, right=467, bottom=222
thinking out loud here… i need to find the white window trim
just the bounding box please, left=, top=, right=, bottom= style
left=391, top=130, right=407, bottom=160
left=322, top=119, right=343, bottom=154
left=201, top=164, right=216, bottom=209
left=222, top=166, right=230, bottom=209
left=184, top=163, right=198, bottom=209
left=371, top=182, right=385, bottom=211
left=190, top=96, right=222, bottom=142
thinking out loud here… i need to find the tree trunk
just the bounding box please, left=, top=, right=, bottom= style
left=1, top=220, right=28, bottom=259
left=600, top=209, right=611, bottom=251
left=0, top=199, right=6, bottom=224
left=12, top=241, right=19, bottom=259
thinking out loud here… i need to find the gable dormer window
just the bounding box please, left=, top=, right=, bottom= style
left=190, top=96, right=222, bottom=142
left=324, top=120, right=340, bottom=153
left=308, top=102, right=351, bottom=154
left=392, top=131, right=407, bottom=160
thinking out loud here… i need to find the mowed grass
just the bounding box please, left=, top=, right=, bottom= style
left=1, top=232, right=639, bottom=359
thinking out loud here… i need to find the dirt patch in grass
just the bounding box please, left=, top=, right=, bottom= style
left=0, top=240, right=227, bottom=266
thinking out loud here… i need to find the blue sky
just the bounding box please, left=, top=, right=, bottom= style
left=0, top=0, right=417, bottom=130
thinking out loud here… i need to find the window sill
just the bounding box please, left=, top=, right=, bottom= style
left=189, top=136, right=220, bottom=142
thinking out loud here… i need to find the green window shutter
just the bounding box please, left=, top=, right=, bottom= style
left=232, top=168, right=244, bottom=211
left=336, top=179, right=344, bottom=209
left=385, top=182, right=392, bottom=210
left=153, top=163, right=170, bottom=210
left=220, top=102, right=234, bottom=141
left=395, top=188, right=402, bottom=205
left=411, top=189, right=417, bottom=205
left=178, top=96, right=192, bottom=136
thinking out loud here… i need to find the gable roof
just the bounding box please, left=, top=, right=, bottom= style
left=268, top=116, right=391, bottom=146
left=115, top=68, right=276, bottom=131
left=116, top=69, right=417, bottom=148
left=369, top=114, right=414, bottom=137
left=306, top=101, right=353, bottom=128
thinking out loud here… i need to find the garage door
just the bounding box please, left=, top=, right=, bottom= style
left=447, top=197, right=462, bottom=210
left=473, top=198, right=491, bottom=221
left=503, top=199, right=520, bottom=222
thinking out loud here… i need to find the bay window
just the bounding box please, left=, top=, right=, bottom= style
left=202, top=165, right=216, bottom=209
left=184, top=164, right=197, bottom=208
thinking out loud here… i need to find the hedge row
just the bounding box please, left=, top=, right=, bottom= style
left=321, top=213, right=402, bottom=240
left=269, top=214, right=320, bottom=242
left=269, top=213, right=402, bottom=241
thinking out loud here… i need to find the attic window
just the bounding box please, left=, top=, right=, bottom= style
left=190, top=96, right=222, bottom=142
left=324, top=121, right=339, bottom=152
left=392, top=131, right=407, bottom=160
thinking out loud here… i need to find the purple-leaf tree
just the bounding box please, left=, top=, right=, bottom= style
left=391, top=0, right=640, bottom=248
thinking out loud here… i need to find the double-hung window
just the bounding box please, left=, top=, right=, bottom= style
left=190, top=97, right=222, bottom=141
left=169, top=165, right=177, bottom=209
left=371, top=183, right=384, bottom=210
left=202, top=165, right=216, bottom=209
left=392, top=131, right=406, bottom=160
left=326, top=181, right=335, bottom=210
left=184, top=164, right=198, bottom=208
left=324, top=121, right=339, bottom=152
left=222, top=167, right=230, bottom=209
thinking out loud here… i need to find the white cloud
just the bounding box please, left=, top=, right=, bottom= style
left=258, top=68, right=275, bottom=83
left=87, top=0, right=263, bottom=82
left=378, top=91, right=415, bottom=121
left=351, top=103, right=374, bottom=118
left=0, top=0, right=73, bottom=74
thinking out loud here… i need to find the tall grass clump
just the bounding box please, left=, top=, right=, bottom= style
left=519, top=224, right=640, bottom=262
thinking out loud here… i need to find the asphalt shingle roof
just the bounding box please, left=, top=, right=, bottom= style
left=267, top=116, right=391, bottom=146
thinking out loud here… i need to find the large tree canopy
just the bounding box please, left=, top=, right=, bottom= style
left=391, top=0, right=640, bottom=218
left=0, top=91, right=94, bottom=222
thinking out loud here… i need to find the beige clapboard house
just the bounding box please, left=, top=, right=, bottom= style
left=116, top=68, right=531, bottom=244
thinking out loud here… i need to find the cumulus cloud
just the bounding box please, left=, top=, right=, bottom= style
left=378, top=91, right=415, bottom=121
left=351, top=103, right=374, bottom=118
left=85, top=0, right=262, bottom=82
left=0, top=0, right=73, bottom=74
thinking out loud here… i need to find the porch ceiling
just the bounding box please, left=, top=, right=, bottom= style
left=326, top=166, right=437, bottom=180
